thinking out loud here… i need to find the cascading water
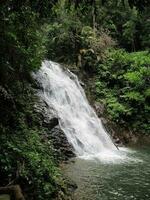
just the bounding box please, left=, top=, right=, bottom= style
left=34, top=61, right=125, bottom=160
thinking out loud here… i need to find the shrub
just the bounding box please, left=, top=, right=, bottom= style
left=95, top=50, right=150, bottom=133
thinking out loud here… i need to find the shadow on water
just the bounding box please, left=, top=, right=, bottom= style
left=63, top=146, right=150, bottom=200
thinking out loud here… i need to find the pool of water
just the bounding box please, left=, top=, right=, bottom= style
left=63, top=146, right=150, bottom=200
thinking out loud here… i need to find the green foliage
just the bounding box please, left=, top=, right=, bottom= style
left=0, top=129, right=60, bottom=199
left=124, top=71, right=142, bottom=84
left=96, top=0, right=150, bottom=51
left=140, top=7, right=150, bottom=49
left=0, top=0, right=150, bottom=198
left=45, top=0, right=149, bottom=66
left=36, top=0, right=150, bottom=66
left=46, top=0, right=81, bottom=63
left=95, top=50, right=150, bottom=133
left=122, top=7, right=138, bottom=50
left=46, top=0, right=115, bottom=64
left=106, top=95, right=131, bottom=120
left=0, top=1, right=68, bottom=199
left=0, top=3, right=48, bottom=85
left=0, top=83, right=67, bottom=199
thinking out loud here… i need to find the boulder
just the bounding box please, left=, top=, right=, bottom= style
left=49, top=126, right=75, bottom=161
left=34, top=99, right=75, bottom=161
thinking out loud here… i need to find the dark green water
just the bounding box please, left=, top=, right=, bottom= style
left=63, top=146, right=150, bottom=200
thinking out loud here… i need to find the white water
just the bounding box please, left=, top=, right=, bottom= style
left=34, top=61, right=127, bottom=160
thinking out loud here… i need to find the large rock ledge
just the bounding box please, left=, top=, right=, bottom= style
left=34, top=99, right=75, bottom=161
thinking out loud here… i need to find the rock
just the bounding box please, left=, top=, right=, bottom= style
left=114, top=137, right=123, bottom=147
left=79, top=81, right=85, bottom=87
left=34, top=99, right=75, bottom=161
left=43, top=117, right=58, bottom=129
left=34, top=99, right=60, bottom=129
left=101, top=117, right=140, bottom=146
left=49, top=126, right=75, bottom=161
left=94, top=102, right=105, bottom=117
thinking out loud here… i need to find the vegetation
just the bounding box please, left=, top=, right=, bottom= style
left=0, top=1, right=69, bottom=199
left=46, top=0, right=150, bottom=134
left=47, top=0, right=150, bottom=64
left=0, top=0, right=150, bottom=199
left=0, top=83, right=67, bottom=199
left=95, top=50, right=150, bottom=133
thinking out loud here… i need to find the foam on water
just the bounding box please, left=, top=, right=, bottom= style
left=79, top=148, right=142, bottom=163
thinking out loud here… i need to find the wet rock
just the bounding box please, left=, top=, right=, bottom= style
left=101, top=116, right=139, bottom=146
left=94, top=102, right=105, bottom=117
left=92, top=99, right=140, bottom=145
left=79, top=81, right=85, bottom=87
left=113, top=137, right=123, bottom=147
left=34, top=99, right=59, bottom=128
left=49, top=126, right=75, bottom=161
left=34, top=99, right=75, bottom=161
left=43, top=117, right=58, bottom=129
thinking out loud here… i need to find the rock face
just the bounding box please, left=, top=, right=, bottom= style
left=93, top=101, right=139, bottom=146
left=34, top=99, right=75, bottom=161
left=94, top=102, right=105, bottom=118
left=50, top=126, right=75, bottom=161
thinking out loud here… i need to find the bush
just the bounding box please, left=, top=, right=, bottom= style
left=0, top=129, right=60, bottom=199
left=95, top=50, right=150, bottom=133
left=0, top=83, right=67, bottom=199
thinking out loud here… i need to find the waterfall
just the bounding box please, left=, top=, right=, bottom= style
left=34, top=61, right=120, bottom=159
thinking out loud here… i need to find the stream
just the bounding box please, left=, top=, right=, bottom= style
left=63, top=146, right=150, bottom=200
